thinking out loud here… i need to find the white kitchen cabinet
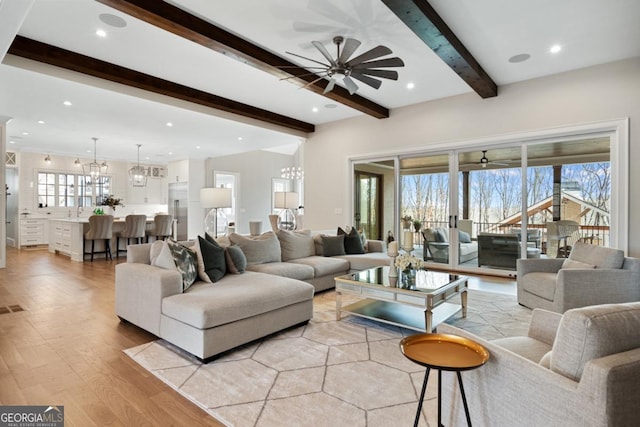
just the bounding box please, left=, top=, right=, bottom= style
left=20, top=218, right=49, bottom=246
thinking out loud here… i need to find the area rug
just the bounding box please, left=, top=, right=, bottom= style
left=124, top=290, right=531, bottom=427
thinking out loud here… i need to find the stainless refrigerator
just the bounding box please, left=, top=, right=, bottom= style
left=168, top=182, right=188, bottom=241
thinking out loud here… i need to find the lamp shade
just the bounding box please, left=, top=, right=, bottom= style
left=200, top=187, right=232, bottom=208
left=274, top=192, right=299, bottom=210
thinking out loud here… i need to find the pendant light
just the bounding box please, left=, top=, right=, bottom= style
left=83, top=137, right=108, bottom=183
left=128, top=144, right=147, bottom=187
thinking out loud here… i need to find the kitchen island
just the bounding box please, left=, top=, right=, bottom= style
left=48, top=217, right=156, bottom=262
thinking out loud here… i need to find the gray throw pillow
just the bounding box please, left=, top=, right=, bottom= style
left=197, top=235, right=226, bottom=282
left=277, top=229, right=315, bottom=261
left=229, top=231, right=281, bottom=265
left=225, top=246, right=247, bottom=274
left=459, top=230, right=472, bottom=243
left=167, top=239, right=198, bottom=291
left=321, top=234, right=346, bottom=257
left=338, top=227, right=365, bottom=254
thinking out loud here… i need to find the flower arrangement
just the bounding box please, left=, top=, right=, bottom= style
left=100, top=195, right=124, bottom=210
left=395, top=252, right=424, bottom=271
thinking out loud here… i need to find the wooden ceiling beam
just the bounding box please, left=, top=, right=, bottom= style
left=382, top=0, right=497, bottom=98
left=97, top=0, right=390, bottom=119
left=8, top=36, right=314, bottom=133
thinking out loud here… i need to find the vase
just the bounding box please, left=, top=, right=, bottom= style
left=401, top=269, right=417, bottom=289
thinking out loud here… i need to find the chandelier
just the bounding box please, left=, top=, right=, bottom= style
left=281, top=166, right=304, bottom=180
left=128, top=144, right=148, bottom=187
left=83, top=137, right=108, bottom=183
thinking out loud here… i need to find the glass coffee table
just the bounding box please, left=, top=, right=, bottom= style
left=335, top=266, right=468, bottom=332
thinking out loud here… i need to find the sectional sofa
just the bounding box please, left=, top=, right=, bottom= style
left=115, top=229, right=388, bottom=361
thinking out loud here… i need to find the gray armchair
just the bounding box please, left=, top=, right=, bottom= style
left=517, top=242, right=640, bottom=313
left=438, top=302, right=640, bottom=427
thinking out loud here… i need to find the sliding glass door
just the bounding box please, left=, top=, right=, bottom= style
left=353, top=133, right=614, bottom=276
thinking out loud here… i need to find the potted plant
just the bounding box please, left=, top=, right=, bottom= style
left=100, top=195, right=124, bottom=213
left=413, top=219, right=422, bottom=233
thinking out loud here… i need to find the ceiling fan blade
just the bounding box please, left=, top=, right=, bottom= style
left=342, top=75, right=359, bottom=95
left=357, top=69, right=398, bottom=80
left=312, top=41, right=336, bottom=66
left=339, top=38, right=361, bottom=63
left=323, top=78, right=336, bottom=94
left=345, top=45, right=392, bottom=67
left=301, top=75, right=329, bottom=90
left=349, top=71, right=382, bottom=89
left=352, top=57, right=405, bottom=69
left=285, top=51, right=329, bottom=67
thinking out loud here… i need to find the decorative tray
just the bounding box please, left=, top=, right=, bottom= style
left=400, top=333, right=490, bottom=370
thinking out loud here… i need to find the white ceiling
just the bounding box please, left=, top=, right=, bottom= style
left=1, top=0, right=639, bottom=165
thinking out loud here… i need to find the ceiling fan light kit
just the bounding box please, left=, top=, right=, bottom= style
left=284, top=35, right=405, bottom=95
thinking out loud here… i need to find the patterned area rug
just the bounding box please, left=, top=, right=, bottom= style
left=124, top=290, right=531, bottom=427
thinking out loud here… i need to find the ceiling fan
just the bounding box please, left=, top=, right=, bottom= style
left=479, top=150, right=520, bottom=168
left=283, top=35, right=405, bottom=95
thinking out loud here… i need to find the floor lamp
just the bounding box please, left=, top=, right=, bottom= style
left=274, top=191, right=299, bottom=231
left=200, top=187, right=232, bottom=238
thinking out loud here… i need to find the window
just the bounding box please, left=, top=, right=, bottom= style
left=37, top=172, right=111, bottom=208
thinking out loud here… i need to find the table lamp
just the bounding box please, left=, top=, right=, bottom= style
left=274, top=191, right=299, bottom=231
left=200, top=187, right=232, bottom=238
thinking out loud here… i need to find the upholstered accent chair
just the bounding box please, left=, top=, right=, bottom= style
left=517, top=242, right=640, bottom=313
left=422, top=227, right=478, bottom=264
left=438, top=302, right=640, bottom=427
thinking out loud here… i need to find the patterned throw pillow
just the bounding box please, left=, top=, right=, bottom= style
left=167, top=239, right=198, bottom=291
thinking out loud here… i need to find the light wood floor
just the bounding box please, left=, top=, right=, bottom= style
left=0, top=247, right=224, bottom=427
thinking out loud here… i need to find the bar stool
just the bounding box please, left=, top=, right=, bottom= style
left=84, top=215, right=114, bottom=261
left=116, top=214, right=147, bottom=257
left=146, top=214, right=173, bottom=242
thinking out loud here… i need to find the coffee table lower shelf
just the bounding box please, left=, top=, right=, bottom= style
left=340, top=299, right=462, bottom=332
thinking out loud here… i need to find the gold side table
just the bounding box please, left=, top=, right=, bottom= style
left=400, top=333, right=489, bottom=427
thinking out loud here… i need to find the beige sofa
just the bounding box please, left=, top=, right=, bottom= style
left=438, top=302, right=640, bottom=426
left=115, top=230, right=388, bottom=362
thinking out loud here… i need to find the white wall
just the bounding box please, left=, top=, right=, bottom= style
left=206, top=150, right=294, bottom=235
left=304, top=58, right=640, bottom=256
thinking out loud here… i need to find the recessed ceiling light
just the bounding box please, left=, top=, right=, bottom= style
left=237, top=137, right=243, bottom=141
left=550, top=44, right=562, bottom=54
left=406, top=82, right=415, bottom=90
left=37, top=120, right=45, bottom=124
left=99, top=13, right=127, bottom=28
left=168, top=152, right=173, bottom=155
left=508, top=53, right=531, bottom=63
left=312, top=107, right=318, bottom=113
left=145, top=156, right=150, bottom=160
left=325, top=104, right=338, bottom=109
left=96, top=29, right=107, bottom=38
left=22, top=132, right=28, bottom=135
left=9, top=140, right=15, bottom=144
left=196, top=145, right=201, bottom=149
left=166, top=122, right=173, bottom=127
left=63, top=101, right=72, bottom=106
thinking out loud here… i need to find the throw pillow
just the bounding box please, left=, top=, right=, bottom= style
left=277, top=229, right=315, bottom=261
left=150, top=240, right=176, bottom=270
left=459, top=230, right=472, bottom=243
left=197, top=235, right=226, bottom=282
left=229, top=231, right=281, bottom=265
left=321, top=234, right=346, bottom=257
left=167, top=239, right=198, bottom=291
left=561, top=258, right=596, bottom=269
left=313, top=234, right=325, bottom=256
left=434, top=228, right=448, bottom=243
left=225, top=246, right=247, bottom=274
left=338, top=226, right=365, bottom=254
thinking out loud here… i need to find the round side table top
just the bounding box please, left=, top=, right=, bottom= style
left=400, top=333, right=490, bottom=371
